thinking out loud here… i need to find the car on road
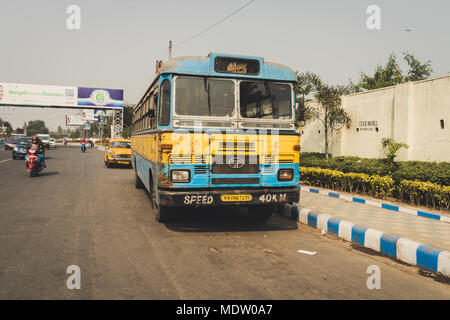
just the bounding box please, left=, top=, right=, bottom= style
left=12, top=137, right=32, bottom=159
left=4, top=136, right=19, bottom=150
left=104, top=139, right=132, bottom=168
left=49, top=138, right=56, bottom=148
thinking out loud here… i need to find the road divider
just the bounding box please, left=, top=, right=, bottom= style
left=277, top=203, right=450, bottom=278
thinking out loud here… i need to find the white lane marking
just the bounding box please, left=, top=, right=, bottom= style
left=0, top=159, right=12, bottom=164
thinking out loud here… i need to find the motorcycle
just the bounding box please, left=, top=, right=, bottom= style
left=81, top=142, right=86, bottom=152
left=25, top=148, right=44, bottom=177
left=64, top=140, right=67, bottom=146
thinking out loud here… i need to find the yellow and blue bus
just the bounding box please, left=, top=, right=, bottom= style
left=131, top=53, right=300, bottom=222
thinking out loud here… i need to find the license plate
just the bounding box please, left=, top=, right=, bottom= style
left=220, top=194, right=252, bottom=202
left=118, top=161, right=129, bottom=164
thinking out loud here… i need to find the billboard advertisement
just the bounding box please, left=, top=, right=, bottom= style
left=82, top=109, right=107, bottom=121
left=0, top=82, right=123, bottom=109
left=77, top=87, right=123, bottom=108
left=66, top=115, right=85, bottom=126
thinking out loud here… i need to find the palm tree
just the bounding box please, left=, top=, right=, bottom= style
left=296, top=72, right=351, bottom=159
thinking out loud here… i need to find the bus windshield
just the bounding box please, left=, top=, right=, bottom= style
left=239, top=81, right=292, bottom=119
left=175, top=77, right=235, bottom=117
left=174, top=77, right=292, bottom=120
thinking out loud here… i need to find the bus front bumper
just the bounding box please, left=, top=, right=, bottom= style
left=158, top=187, right=300, bottom=207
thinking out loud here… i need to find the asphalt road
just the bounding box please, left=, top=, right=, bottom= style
left=0, top=146, right=448, bottom=299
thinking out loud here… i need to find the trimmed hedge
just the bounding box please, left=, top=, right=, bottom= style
left=300, top=153, right=450, bottom=186
left=399, top=180, right=450, bottom=211
left=300, top=167, right=450, bottom=211
left=300, top=167, right=394, bottom=198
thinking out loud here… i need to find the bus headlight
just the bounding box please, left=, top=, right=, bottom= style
left=171, top=170, right=190, bottom=183
left=278, top=169, right=293, bottom=181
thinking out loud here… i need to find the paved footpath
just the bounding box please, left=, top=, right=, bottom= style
left=299, top=190, right=450, bottom=251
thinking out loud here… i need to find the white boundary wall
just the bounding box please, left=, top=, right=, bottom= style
left=300, top=75, right=450, bottom=162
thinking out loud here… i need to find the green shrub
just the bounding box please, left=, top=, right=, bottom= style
left=300, top=167, right=394, bottom=198
left=393, top=161, right=450, bottom=186
left=300, top=166, right=450, bottom=210
left=300, top=153, right=450, bottom=186
left=398, top=180, right=450, bottom=210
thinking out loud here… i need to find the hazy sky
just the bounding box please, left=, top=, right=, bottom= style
left=1, top=0, right=449, bottom=130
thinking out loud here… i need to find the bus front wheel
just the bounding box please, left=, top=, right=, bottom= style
left=149, top=177, right=173, bottom=222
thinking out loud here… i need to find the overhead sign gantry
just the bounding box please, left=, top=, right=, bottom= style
left=0, top=82, right=124, bottom=138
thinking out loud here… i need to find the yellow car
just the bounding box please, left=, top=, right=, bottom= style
left=104, top=139, right=132, bottom=168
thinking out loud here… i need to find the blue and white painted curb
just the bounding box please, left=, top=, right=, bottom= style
left=277, top=203, right=450, bottom=278
left=299, top=185, right=450, bottom=224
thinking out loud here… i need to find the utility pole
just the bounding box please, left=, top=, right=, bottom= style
left=169, top=40, right=172, bottom=60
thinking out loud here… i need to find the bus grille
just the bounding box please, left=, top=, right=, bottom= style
left=263, top=166, right=276, bottom=174
left=171, top=155, right=207, bottom=164
left=212, top=177, right=260, bottom=185
left=212, top=155, right=259, bottom=174
left=194, top=166, right=208, bottom=175
left=218, top=141, right=255, bottom=153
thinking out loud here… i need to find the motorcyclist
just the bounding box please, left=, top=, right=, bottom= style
left=30, top=136, right=46, bottom=168
left=64, top=137, right=67, bottom=146
left=81, top=138, right=86, bottom=152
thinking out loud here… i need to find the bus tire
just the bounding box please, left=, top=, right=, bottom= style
left=149, top=175, right=173, bottom=222
left=135, top=171, right=144, bottom=189
left=247, top=205, right=274, bottom=223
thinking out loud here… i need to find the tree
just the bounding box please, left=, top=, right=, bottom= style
left=315, top=84, right=352, bottom=159
left=355, top=52, right=433, bottom=91
left=381, top=138, right=409, bottom=171
left=27, top=120, right=49, bottom=136
left=358, top=54, right=404, bottom=91
left=0, top=118, right=13, bottom=137
left=295, top=72, right=322, bottom=123
left=102, top=116, right=112, bottom=138
left=122, top=104, right=135, bottom=138
left=403, top=52, right=433, bottom=82
left=69, top=130, right=80, bottom=139
left=296, top=73, right=352, bottom=159
left=89, top=121, right=99, bottom=137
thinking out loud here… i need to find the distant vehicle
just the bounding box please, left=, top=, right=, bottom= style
left=0, top=139, right=5, bottom=145
left=81, top=139, right=87, bottom=153
left=25, top=147, right=44, bottom=177
left=12, top=137, right=32, bottom=159
left=104, top=139, right=132, bottom=168
left=5, top=136, right=19, bottom=150
left=49, top=138, right=56, bottom=148
left=37, top=134, right=51, bottom=149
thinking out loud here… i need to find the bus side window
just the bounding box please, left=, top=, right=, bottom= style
left=158, top=79, right=171, bottom=127
left=145, top=99, right=151, bottom=129
left=152, top=93, right=158, bottom=129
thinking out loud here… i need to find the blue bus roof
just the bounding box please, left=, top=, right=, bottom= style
left=159, top=53, right=297, bottom=82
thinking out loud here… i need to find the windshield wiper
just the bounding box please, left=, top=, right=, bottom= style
left=204, top=78, right=211, bottom=116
